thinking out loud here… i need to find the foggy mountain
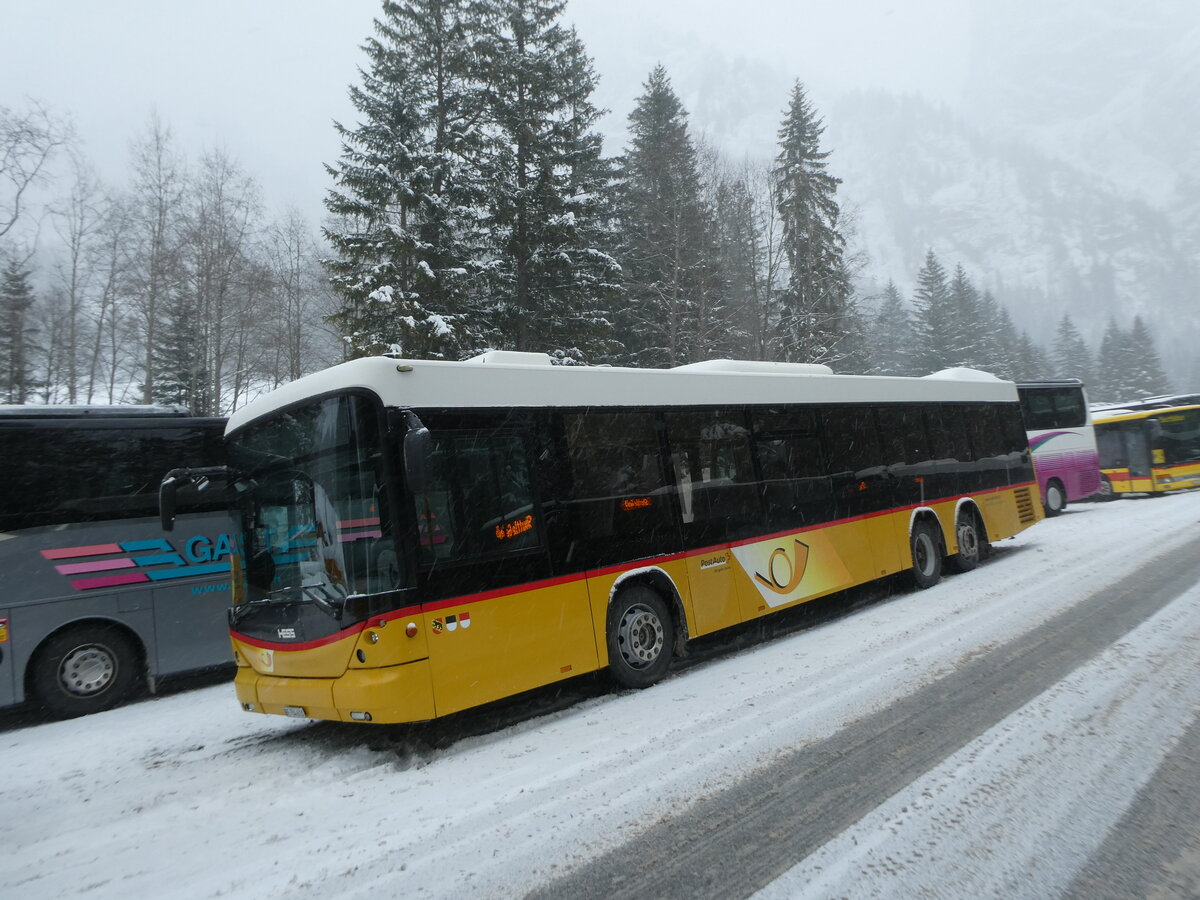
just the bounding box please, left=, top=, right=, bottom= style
left=620, top=1, right=1199, bottom=387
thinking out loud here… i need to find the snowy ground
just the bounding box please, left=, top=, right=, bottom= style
left=3, top=492, right=1199, bottom=899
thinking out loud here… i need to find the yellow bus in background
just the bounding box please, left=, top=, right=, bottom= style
left=163, top=352, right=1041, bottom=725
left=1093, top=403, right=1200, bottom=497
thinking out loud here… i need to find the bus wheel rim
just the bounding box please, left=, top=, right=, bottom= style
left=617, top=605, right=664, bottom=668
left=59, top=644, right=117, bottom=697
left=915, top=532, right=935, bottom=575
left=957, top=522, right=978, bottom=560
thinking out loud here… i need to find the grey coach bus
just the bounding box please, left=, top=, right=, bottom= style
left=0, top=406, right=234, bottom=718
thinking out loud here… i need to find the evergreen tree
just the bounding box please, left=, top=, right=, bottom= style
left=711, top=174, right=763, bottom=359
left=472, top=0, right=620, bottom=360
left=151, top=287, right=211, bottom=411
left=944, top=264, right=983, bottom=367
left=773, top=81, right=856, bottom=366
left=1012, top=330, right=1051, bottom=381
left=0, top=259, right=37, bottom=403
left=910, top=249, right=951, bottom=373
left=867, top=280, right=914, bottom=375
left=613, top=65, right=724, bottom=366
left=324, top=0, right=487, bottom=359
left=1125, top=315, right=1171, bottom=397
left=1050, top=313, right=1095, bottom=384
left=974, top=290, right=1010, bottom=377
left=1095, top=317, right=1128, bottom=402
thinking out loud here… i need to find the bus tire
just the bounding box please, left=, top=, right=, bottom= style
left=1044, top=479, right=1066, bottom=517
left=948, top=508, right=984, bottom=573
left=607, top=585, right=673, bottom=689
left=910, top=519, right=943, bottom=589
left=29, top=624, right=140, bottom=719
left=1095, top=475, right=1116, bottom=502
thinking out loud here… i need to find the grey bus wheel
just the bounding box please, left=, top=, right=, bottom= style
left=607, top=585, right=673, bottom=689
left=948, top=510, right=983, bottom=573
left=910, top=520, right=943, bottom=589
left=30, top=625, right=140, bottom=719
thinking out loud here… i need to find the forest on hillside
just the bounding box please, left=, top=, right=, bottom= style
left=0, top=0, right=1173, bottom=413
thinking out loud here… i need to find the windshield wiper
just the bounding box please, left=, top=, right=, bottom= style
left=229, top=583, right=345, bottom=627
left=302, top=584, right=344, bottom=621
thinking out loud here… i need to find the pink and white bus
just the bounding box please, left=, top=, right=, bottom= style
left=1017, top=380, right=1102, bottom=515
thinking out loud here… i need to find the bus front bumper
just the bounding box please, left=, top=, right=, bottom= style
left=234, top=660, right=437, bottom=724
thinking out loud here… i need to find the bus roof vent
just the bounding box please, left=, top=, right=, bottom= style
left=924, top=367, right=1004, bottom=382
left=463, top=350, right=554, bottom=367
left=672, top=359, right=834, bottom=376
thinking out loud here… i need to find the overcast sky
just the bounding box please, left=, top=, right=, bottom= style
left=0, top=0, right=971, bottom=224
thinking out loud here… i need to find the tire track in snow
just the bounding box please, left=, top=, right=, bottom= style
left=529, top=530, right=1200, bottom=900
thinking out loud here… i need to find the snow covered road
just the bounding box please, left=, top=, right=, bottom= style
left=3, top=491, right=1200, bottom=899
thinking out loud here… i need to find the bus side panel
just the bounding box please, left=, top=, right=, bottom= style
left=728, top=522, right=861, bottom=620
left=0, top=606, right=14, bottom=707
left=425, top=578, right=598, bottom=717
left=685, top=550, right=742, bottom=636
left=148, top=515, right=237, bottom=675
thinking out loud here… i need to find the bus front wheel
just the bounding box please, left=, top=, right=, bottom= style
left=29, top=624, right=140, bottom=719
left=607, top=585, right=674, bottom=689
left=1044, top=480, right=1066, bottom=517
left=910, top=520, right=943, bottom=589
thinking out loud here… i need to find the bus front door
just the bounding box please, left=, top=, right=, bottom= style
left=1125, top=424, right=1153, bottom=491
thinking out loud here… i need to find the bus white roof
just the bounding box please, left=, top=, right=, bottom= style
left=226, top=353, right=1019, bottom=435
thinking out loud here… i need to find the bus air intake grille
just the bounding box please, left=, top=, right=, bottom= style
left=1015, top=487, right=1036, bottom=523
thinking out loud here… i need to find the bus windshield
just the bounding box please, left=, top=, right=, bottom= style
left=1157, top=408, right=1200, bottom=465
left=228, top=393, right=404, bottom=640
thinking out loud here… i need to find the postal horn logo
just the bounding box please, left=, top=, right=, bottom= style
left=753, top=539, right=810, bottom=595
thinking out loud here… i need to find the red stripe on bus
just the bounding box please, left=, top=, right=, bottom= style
left=231, top=623, right=366, bottom=652
left=41, top=543, right=124, bottom=560
left=232, top=481, right=1039, bottom=648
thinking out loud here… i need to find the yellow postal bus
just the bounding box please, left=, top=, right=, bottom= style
left=163, top=353, right=1041, bottom=724
left=1093, top=403, right=1200, bottom=497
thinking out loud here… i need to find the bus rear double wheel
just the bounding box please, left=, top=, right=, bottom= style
left=29, top=624, right=140, bottom=719
left=607, top=585, right=674, bottom=689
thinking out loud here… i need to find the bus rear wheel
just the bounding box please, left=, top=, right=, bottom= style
left=948, top=509, right=984, bottom=573
left=1044, top=479, right=1066, bottom=517
left=607, top=585, right=674, bottom=689
left=910, top=520, right=943, bottom=589
left=30, top=624, right=140, bottom=719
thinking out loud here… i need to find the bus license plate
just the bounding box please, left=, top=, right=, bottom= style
left=283, top=706, right=306, bottom=718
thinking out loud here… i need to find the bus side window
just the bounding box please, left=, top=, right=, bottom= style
left=417, top=432, right=541, bottom=566
left=664, top=408, right=762, bottom=545
left=749, top=407, right=831, bottom=530
left=563, top=411, right=676, bottom=569
left=1051, top=388, right=1086, bottom=428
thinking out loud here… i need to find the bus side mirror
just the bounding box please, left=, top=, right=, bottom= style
left=159, top=470, right=183, bottom=532
left=159, top=466, right=230, bottom=532
left=403, top=413, right=433, bottom=496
